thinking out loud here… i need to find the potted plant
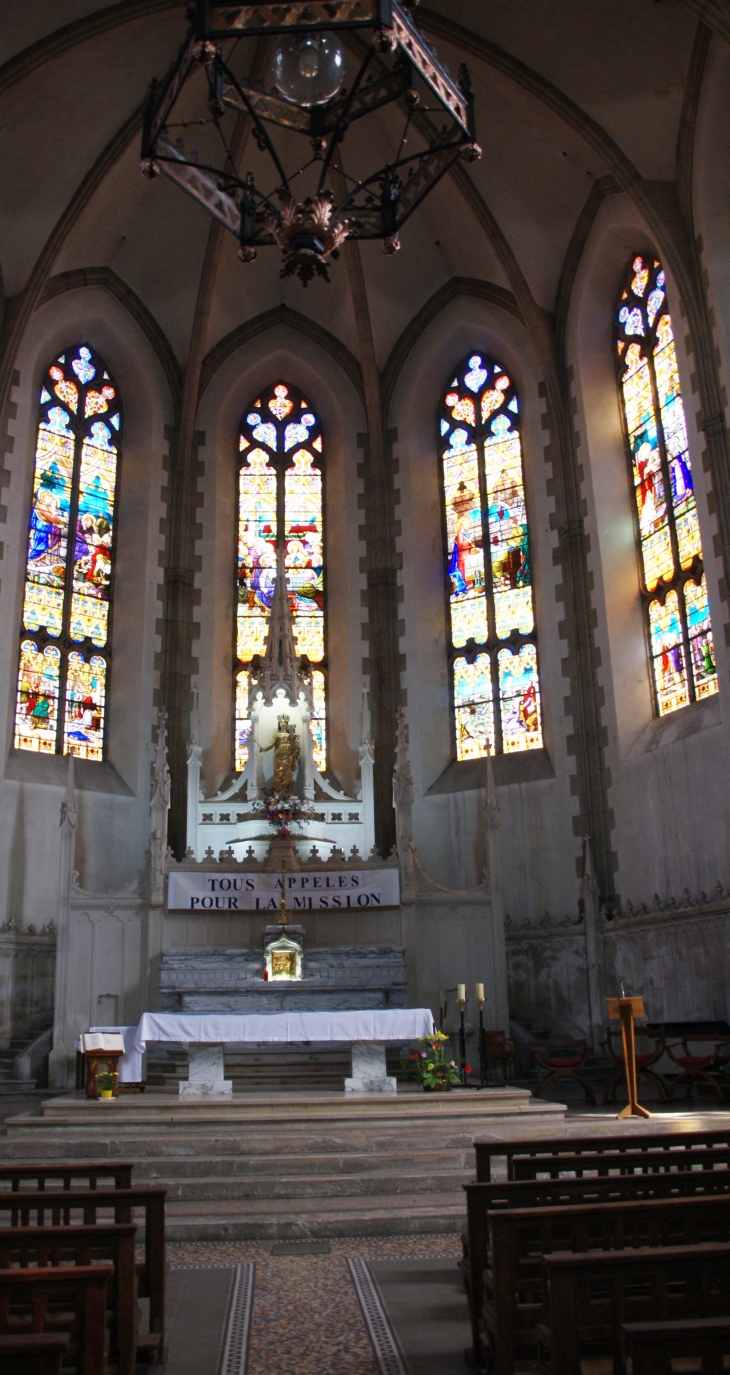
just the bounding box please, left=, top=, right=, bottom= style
left=405, top=1032, right=469, bottom=1091
left=96, top=1068, right=117, bottom=1099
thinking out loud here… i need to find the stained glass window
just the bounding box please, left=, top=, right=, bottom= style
left=440, top=354, right=543, bottom=758
left=235, top=382, right=326, bottom=772
left=616, top=255, right=717, bottom=715
left=14, top=345, right=120, bottom=760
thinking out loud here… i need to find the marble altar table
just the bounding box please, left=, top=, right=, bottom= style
left=132, top=1009, right=435, bottom=1096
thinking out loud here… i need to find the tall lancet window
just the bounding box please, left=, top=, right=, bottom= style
left=616, top=255, right=717, bottom=715
left=14, top=344, right=120, bottom=761
left=235, top=382, right=326, bottom=772
left=440, top=352, right=542, bottom=759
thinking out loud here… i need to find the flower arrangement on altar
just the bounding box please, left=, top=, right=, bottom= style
left=404, top=1031, right=470, bottom=1091
left=255, top=789, right=314, bottom=838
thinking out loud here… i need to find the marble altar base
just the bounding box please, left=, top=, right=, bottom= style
left=179, top=1044, right=232, bottom=1099
left=345, top=1041, right=396, bottom=1094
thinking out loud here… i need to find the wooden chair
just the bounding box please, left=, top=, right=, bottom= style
left=0, top=1264, right=110, bottom=1375
left=473, top=1124, right=730, bottom=1181
left=530, top=1038, right=596, bottom=1104
left=0, top=1164, right=133, bottom=1193
left=0, top=1187, right=166, bottom=1356
left=482, top=1030, right=516, bottom=1084
left=623, top=1316, right=730, bottom=1375
left=0, top=1334, right=71, bottom=1375
left=539, top=1243, right=730, bottom=1375
left=601, top=1022, right=667, bottom=1104
left=0, top=1224, right=139, bottom=1375
left=667, top=1033, right=726, bottom=1102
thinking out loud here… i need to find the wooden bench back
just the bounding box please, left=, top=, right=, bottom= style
left=0, top=1223, right=137, bottom=1375
left=0, top=1263, right=111, bottom=1375
left=0, top=1163, right=133, bottom=1192
left=0, top=1332, right=71, bottom=1375
left=543, top=1243, right=730, bottom=1375
left=464, top=1164, right=730, bottom=1352
left=474, top=1127, right=730, bottom=1181
left=512, top=1144, right=730, bottom=1179
left=0, top=1188, right=166, bottom=1341
left=483, top=1194, right=730, bottom=1375
left=622, top=1316, right=730, bottom=1375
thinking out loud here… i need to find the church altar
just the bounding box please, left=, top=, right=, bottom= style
left=131, top=1008, right=434, bottom=1096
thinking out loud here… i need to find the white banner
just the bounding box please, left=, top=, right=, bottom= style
left=167, top=869, right=400, bottom=913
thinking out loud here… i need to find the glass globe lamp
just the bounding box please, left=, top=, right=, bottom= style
left=271, top=33, right=345, bottom=108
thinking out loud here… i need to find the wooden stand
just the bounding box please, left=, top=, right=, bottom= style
left=84, top=1050, right=123, bottom=1099
left=606, top=995, right=651, bottom=1118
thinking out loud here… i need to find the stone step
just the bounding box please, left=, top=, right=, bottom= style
left=148, top=1169, right=472, bottom=1200
left=132, top=1147, right=472, bottom=1179
left=161, top=1192, right=466, bottom=1241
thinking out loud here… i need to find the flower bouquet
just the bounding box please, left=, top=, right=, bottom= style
left=255, top=790, right=314, bottom=838
left=404, top=1032, right=469, bottom=1091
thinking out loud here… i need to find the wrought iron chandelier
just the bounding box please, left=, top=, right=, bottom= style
left=141, top=1, right=480, bottom=285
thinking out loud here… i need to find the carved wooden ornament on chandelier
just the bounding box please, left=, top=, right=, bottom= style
left=140, top=1, right=480, bottom=284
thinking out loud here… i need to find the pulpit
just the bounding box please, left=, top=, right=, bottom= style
left=606, top=994, right=651, bottom=1118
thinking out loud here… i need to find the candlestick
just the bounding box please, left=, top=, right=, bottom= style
left=478, top=1000, right=487, bottom=1087
left=475, top=983, right=484, bottom=1003
left=459, top=1002, right=468, bottom=1087
left=457, top=983, right=466, bottom=1003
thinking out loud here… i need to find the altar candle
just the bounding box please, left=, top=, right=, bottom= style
left=457, top=983, right=466, bottom=1002
left=475, top=983, right=485, bottom=1002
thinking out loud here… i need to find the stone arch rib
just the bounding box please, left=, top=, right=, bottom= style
left=39, top=267, right=182, bottom=411
left=382, top=277, right=522, bottom=417
left=199, top=306, right=365, bottom=407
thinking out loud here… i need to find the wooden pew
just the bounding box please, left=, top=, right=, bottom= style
left=0, top=1224, right=139, bottom=1375
left=0, top=1188, right=166, bottom=1353
left=480, top=1193, right=730, bottom=1375
left=540, top=1243, right=730, bottom=1375
left=464, top=1163, right=730, bottom=1361
left=0, top=1164, right=133, bottom=1193
left=0, top=1264, right=110, bottom=1375
left=622, top=1316, right=730, bottom=1375
left=474, top=1125, right=730, bottom=1182
left=0, top=1334, right=71, bottom=1375
left=511, top=1143, right=730, bottom=1179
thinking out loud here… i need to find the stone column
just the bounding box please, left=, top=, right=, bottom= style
left=580, top=836, right=606, bottom=1050
left=49, top=753, right=78, bottom=1090
left=186, top=687, right=202, bottom=860
left=393, top=710, right=417, bottom=904
left=485, top=754, right=510, bottom=1033
left=359, top=681, right=376, bottom=858
left=150, top=709, right=170, bottom=908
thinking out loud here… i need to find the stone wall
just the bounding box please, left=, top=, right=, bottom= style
left=506, top=892, right=730, bottom=1040
left=0, top=925, right=56, bottom=1048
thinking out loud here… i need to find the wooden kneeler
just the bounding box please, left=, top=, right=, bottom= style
left=606, top=994, right=651, bottom=1118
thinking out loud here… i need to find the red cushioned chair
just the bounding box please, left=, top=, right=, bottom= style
left=601, top=1023, right=667, bottom=1105
left=667, top=1033, right=725, bottom=1102
left=531, top=1038, right=596, bottom=1105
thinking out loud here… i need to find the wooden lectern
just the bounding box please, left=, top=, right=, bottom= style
left=606, top=995, right=651, bottom=1118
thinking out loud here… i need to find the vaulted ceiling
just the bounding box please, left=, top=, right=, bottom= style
left=0, top=1, right=719, bottom=388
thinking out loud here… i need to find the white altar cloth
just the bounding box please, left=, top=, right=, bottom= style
left=132, top=1008, right=434, bottom=1055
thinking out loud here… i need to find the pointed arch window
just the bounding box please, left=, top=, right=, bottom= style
left=616, top=255, right=717, bottom=715
left=235, top=382, right=326, bottom=772
left=439, top=352, right=543, bottom=759
left=14, top=344, right=120, bottom=761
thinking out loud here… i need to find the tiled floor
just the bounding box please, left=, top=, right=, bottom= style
left=167, top=1236, right=462, bottom=1375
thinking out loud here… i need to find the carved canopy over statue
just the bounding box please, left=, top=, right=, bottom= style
left=260, top=713, right=301, bottom=795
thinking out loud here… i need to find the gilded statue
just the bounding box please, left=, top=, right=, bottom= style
left=260, top=714, right=301, bottom=795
